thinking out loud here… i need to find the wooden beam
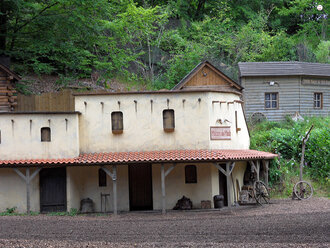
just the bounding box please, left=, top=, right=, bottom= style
left=13, top=168, right=26, bottom=181
left=161, top=163, right=166, bottom=214
left=165, top=164, right=176, bottom=177
left=213, top=162, right=235, bottom=177
left=263, top=160, right=269, bottom=187
left=13, top=168, right=41, bottom=214
left=112, top=165, right=117, bottom=216
left=30, top=168, right=41, bottom=181
left=214, top=163, right=227, bottom=176
left=26, top=168, right=30, bottom=214
left=101, top=167, right=114, bottom=179
left=101, top=166, right=117, bottom=215
left=226, top=162, right=232, bottom=208
left=256, top=161, right=260, bottom=181
left=160, top=163, right=176, bottom=214
left=249, top=160, right=260, bottom=181
left=213, top=162, right=235, bottom=208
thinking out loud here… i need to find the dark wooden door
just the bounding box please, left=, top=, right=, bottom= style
left=219, top=167, right=228, bottom=206
left=40, top=167, right=67, bottom=212
left=129, top=164, right=153, bottom=211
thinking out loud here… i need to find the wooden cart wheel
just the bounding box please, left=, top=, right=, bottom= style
left=253, top=180, right=270, bottom=205
left=293, top=181, right=313, bottom=200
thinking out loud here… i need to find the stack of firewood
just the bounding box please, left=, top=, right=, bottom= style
left=0, top=72, right=17, bottom=112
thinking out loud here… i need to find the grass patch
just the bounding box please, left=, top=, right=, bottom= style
left=47, top=208, right=78, bottom=216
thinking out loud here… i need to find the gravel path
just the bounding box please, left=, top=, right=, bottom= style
left=0, top=198, right=329, bottom=247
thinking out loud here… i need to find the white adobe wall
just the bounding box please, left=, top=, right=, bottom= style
left=75, top=91, right=249, bottom=153
left=208, top=92, right=250, bottom=149
left=66, top=165, right=130, bottom=212
left=0, top=113, right=80, bottom=160
left=0, top=168, right=40, bottom=212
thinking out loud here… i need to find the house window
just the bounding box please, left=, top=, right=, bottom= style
left=314, top=93, right=323, bottom=109
left=163, top=109, right=175, bottom=132
left=99, top=168, right=107, bottom=187
left=265, top=93, right=278, bottom=109
left=185, top=165, right=197, bottom=184
left=111, top=111, right=123, bottom=134
left=41, top=127, right=51, bottom=142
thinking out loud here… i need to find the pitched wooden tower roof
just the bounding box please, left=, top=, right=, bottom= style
left=172, top=61, right=242, bottom=93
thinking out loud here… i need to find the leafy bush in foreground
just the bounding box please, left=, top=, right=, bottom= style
left=250, top=117, right=330, bottom=185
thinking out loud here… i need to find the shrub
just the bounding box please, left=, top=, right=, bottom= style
left=250, top=117, right=330, bottom=185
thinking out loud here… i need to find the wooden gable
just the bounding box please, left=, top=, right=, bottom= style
left=172, top=61, right=242, bottom=92
left=0, top=64, right=20, bottom=112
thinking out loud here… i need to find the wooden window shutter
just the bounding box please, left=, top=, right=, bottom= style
left=41, top=127, right=51, bottom=142
left=163, top=109, right=175, bottom=132
left=111, top=111, right=123, bottom=134
left=185, top=165, right=197, bottom=184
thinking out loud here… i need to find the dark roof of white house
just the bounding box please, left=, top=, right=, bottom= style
left=238, top=62, right=330, bottom=78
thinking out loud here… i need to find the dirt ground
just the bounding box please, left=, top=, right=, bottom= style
left=0, top=198, right=329, bottom=248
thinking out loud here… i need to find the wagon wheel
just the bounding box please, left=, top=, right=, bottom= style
left=253, top=180, right=270, bottom=205
left=293, top=181, right=313, bottom=200
left=250, top=112, right=267, bottom=126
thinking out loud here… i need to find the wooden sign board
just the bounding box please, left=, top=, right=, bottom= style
left=210, top=126, right=231, bottom=140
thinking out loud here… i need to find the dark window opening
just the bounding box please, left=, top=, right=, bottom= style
left=163, top=109, right=175, bottom=132
left=99, top=168, right=107, bottom=187
left=111, top=111, right=123, bottom=134
left=185, top=165, right=197, bottom=184
left=265, top=93, right=278, bottom=109
left=41, top=127, right=51, bottom=142
left=314, top=93, right=323, bottom=109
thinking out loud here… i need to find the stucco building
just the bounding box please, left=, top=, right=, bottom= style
left=238, top=62, right=330, bottom=122
left=0, top=62, right=276, bottom=214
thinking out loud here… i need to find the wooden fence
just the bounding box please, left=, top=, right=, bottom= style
left=16, top=89, right=75, bottom=112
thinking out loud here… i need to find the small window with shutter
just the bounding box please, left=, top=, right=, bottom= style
left=41, top=127, right=51, bottom=142
left=111, top=111, right=123, bottom=134
left=163, top=109, right=175, bottom=132
left=99, top=168, right=107, bottom=187
left=185, top=165, right=197, bottom=184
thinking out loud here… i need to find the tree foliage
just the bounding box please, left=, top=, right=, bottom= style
left=0, top=0, right=328, bottom=87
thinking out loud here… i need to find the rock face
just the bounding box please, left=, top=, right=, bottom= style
left=173, top=196, right=193, bottom=210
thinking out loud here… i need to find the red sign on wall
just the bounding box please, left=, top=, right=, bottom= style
left=210, top=126, right=231, bottom=140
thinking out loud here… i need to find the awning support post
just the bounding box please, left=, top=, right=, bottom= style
left=14, top=167, right=41, bottom=214
left=101, top=165, right=117, bottom=215
left=161, top=163, right=176, bottom=214
left=262, top=160, right=269, bottom=187
left=213, top=161, right=235, bottom=208
left=249, top=160, right=260, bottom=181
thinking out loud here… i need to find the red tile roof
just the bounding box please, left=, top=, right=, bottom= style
left=0, top=149, right=277, bottom=167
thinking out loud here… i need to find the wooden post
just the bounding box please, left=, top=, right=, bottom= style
left=26, top=168, right=30, bottom=213
left=101, top=166, right=118, bottom=215
left=161, top=163, right=166, bottom=215
left=225, top=162, right=231, bottom=209
left=300, top=125, right=314, bottom=181
left=214, top=162, right=235, bottom=208
left=160, top=163, right=176, bottom=214
left=113, top=165, right=117, bottom=216
left=14, top=168, right=41, bottom=214
left=263, top=160, right=269, bottom=187
left=256, top=160, right=260, bottom=181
